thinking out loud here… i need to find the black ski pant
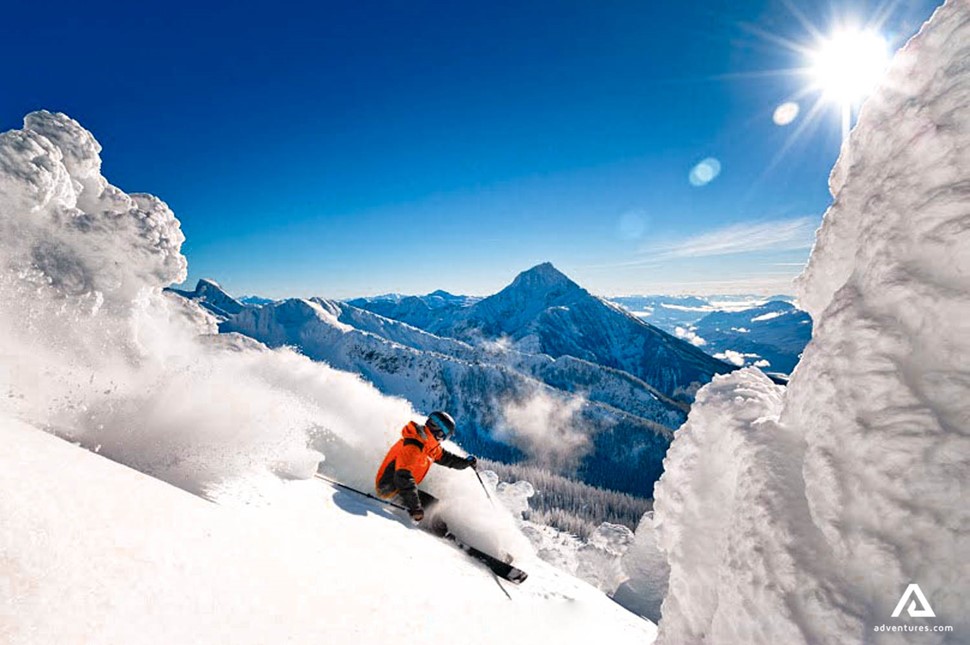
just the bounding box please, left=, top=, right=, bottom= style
left=395, top=489, right=449, bottom=537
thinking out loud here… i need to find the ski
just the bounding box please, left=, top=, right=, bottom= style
left=312, top=475, right=528, bottom=583
left=454, top=540, right=528, bottom=584
left=436, top=532, right=527, bottom=584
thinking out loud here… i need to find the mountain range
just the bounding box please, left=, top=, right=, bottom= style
left=169, top=264, right=744, bottom=496
left=690, top=300, right=812, bottom=374
left=348, top=263, right=734, bottom=398
left=609, top=294, right=810, bottom=375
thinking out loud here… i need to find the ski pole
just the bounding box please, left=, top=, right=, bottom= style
left=314, top=473, right=408, bottom=511
left=472, top=468, right=495, bottom=506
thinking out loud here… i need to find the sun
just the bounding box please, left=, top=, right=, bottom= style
left=808, top=28, right=890, bottom=105
left=731, top=6, right=902, bottom=172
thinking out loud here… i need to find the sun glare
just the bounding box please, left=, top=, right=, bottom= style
left=809, top=29, right=890, bottom=105
left=728, top=7, right=904, bottom=175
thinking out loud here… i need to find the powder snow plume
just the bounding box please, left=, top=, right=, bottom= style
left=497, top=388, right=592, bottom=471
left=0, top=111, right=413, bottom=494
left=653, top=2, right=970, bottom=643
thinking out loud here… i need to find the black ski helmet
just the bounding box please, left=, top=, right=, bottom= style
left=426, top=411, right=456, bottom=440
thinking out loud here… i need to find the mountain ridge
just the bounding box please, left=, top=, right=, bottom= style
left=417, top=263, right=733, bottom=400
left=168, top=267, right=717, bottom=495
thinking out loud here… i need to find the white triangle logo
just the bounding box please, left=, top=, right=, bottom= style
left=891, top=583, right=936, bottom=618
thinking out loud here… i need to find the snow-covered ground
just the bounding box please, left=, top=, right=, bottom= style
left=653, top=1, right=969, bottom=643
left=0, top=419, right=656, bottom=644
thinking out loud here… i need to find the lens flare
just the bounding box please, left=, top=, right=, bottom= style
left=689, top=158, right=722, bottom=187
left=772, top=102, right=800, bottom=126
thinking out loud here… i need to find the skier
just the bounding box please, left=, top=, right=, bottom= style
left=374, top=411, right=477, bottom=533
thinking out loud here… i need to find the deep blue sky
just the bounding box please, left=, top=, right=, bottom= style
left=1, top=0, right=939, bottom=298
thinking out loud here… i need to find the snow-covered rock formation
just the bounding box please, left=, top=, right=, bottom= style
left=653, top=2, right=970, bottom=642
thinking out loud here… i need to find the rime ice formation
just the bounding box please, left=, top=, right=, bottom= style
left=653, top=2, right=970, bottom=643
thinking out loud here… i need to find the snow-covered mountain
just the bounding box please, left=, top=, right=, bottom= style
left=440, top=264, right=736, bottom=399
left=353, top=277, right=813, bottom=382
left=610, top=294, right=790, bottom=330
left=167, top=278, right=246, bottom=319
left=609, top=295, right=722, bottom=330
left=347, top=290, right=481, bottom=331
left=209, top=291, right=685, bottom=496
left=690, top=300, right=812, bottom=374
left=610, top=295, right=811, bottom=376
left=239, top=294, right=275, bottom=306
left=354, top=263, right=733, bottom=401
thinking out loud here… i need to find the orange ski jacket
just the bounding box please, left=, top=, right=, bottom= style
left=374, top=421, right=470, bottom=511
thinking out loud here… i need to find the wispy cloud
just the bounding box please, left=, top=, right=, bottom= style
left=644, top=217, right=817, bottom=260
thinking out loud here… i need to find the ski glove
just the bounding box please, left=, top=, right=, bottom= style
left=409, top=508, right=425, bottom=522
left=465, top=455, right=478, bottom=470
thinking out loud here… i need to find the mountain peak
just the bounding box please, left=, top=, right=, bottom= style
left=166, top=278, right=244, bottom=318
left=509, top=263, right=579, bottom=293
left=195, top=278, right=225, bottom=294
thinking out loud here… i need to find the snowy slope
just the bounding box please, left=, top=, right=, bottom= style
left=0, top=420, right=656, bottom=645
left=653, top=2, right=970, bottom=643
